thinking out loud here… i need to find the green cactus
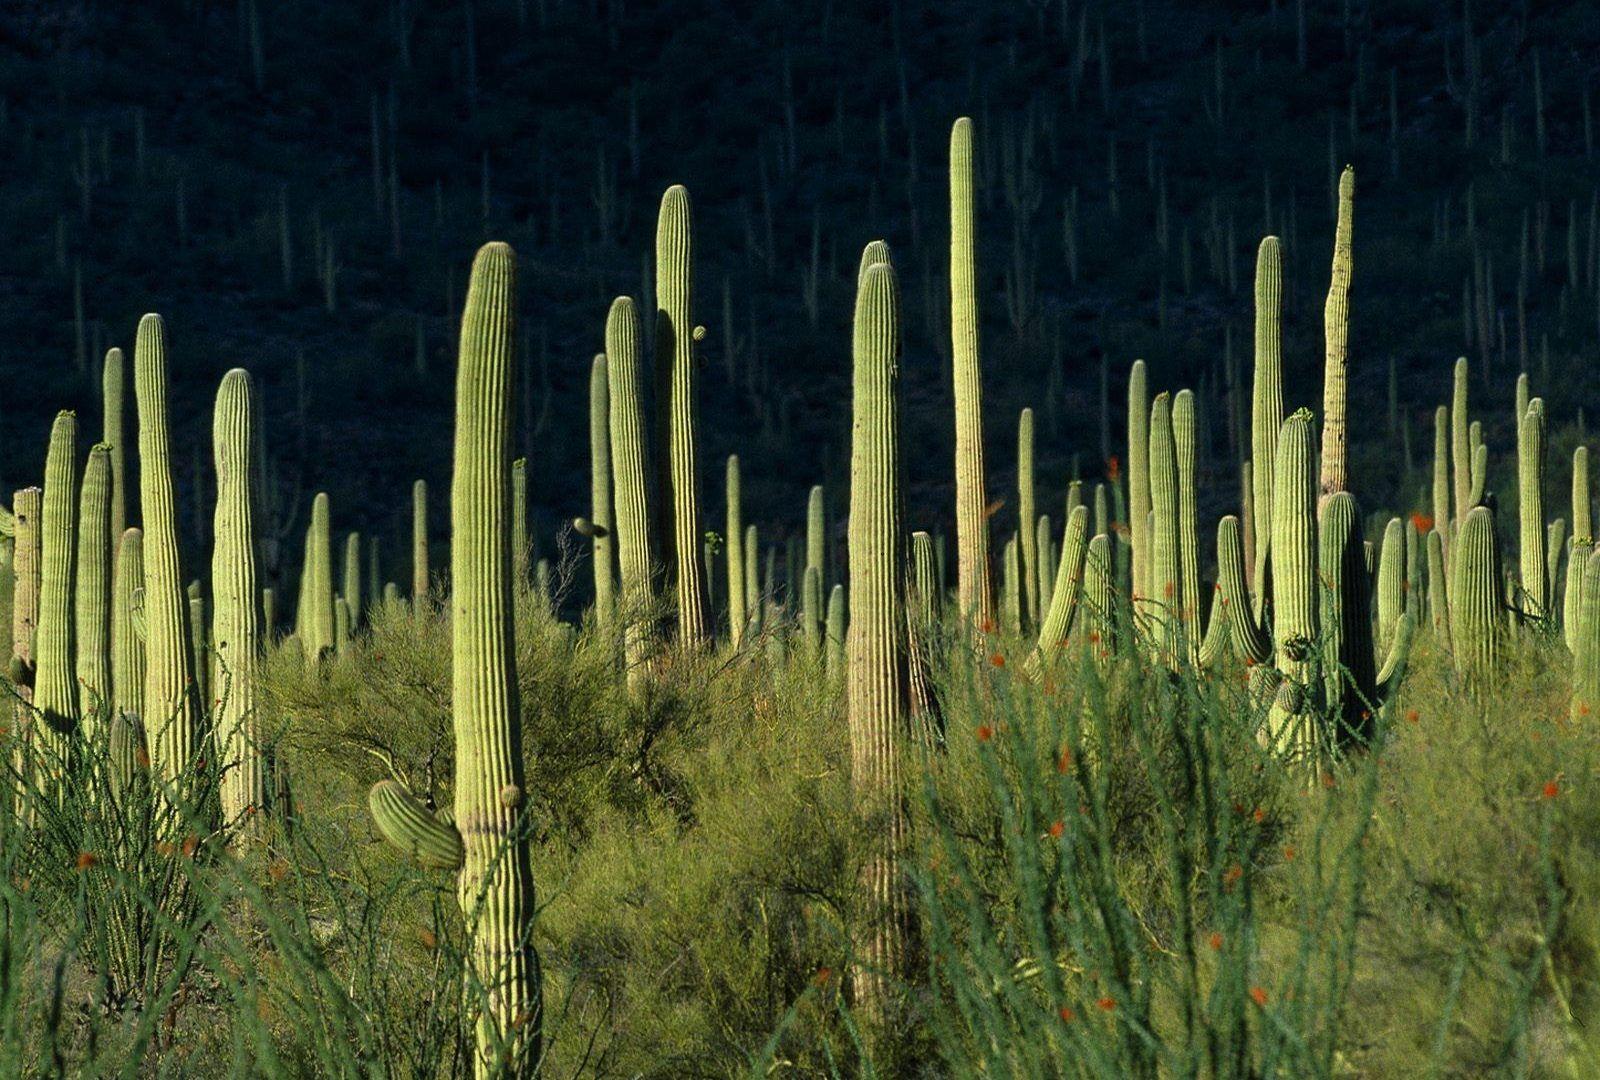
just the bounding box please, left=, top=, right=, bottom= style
left=1450, top=505, right=1505, bottom=684
left=605, top=296, right=656, bottom=687
left=75, top=444, right=113, bottom=726
left=212, top=369, right=264, bottom=833
left=1518, top=398, right=1548, bottom=619
left=910, top=531, right=941, bottom=630
left=1548, top=518, right=1568, bottom=621
left=512, top=457, right=530, bottom=587
left=369, top=779, right=463, bottom=870
left=111, top=528, right=145, bottom=736
left=1405, top=518, right=1423, bottom=621
left=744, top=524, right=761, bottom=637
left=1376, top=517, right=1405, bottom=648
left=101, top=348, right=128, bottom=547
left=1266, top=409, right=1319, bottom=759
left=725, top=456, right=746, bottom=646
left=1035, top=513, right=1054, bottom=617
left=302, top=493, right=334, bottom=660
left=949, top=117, right=995, bottom=630
left=825, top=583, right=846, bottom=679
left=188, top=582, right=208, bottom=707
left=1127, top=359, right=1152, bottom=608
left=1252, top=238, right=1284, bottom=608
left=333, top=595, right=350, bottom=655
left=11, top=489, right=40, bottom=717
left=1567, top=537, right=1593, bottom=652
left=1574, top=446, right=1591, bottom=541
left=1575, top=549, right=1600, bottom=719
left=589, top=354, right=616, bottom=633
left=1319, top=166, right=1354, bottom=504
left=807, top=484, right=826, bottom=583
left=847, top=252, right=913, bottom=1028
left=1147, top=391, right=1180, bottom=661
left=34, top=411, right=80, bottom=767
left=343, top=531, right=363, bottom=630
left=802, top=565, right=823, bottom=659
left=1173, top=389, right=1202, bottom=663
left=1001, top=533, right=1021, bottom=636
left=1433, top=406, right=1451, bottom=560
left=1082, top=533, right=1117, bottom=667
left=1319, top=492, right=1377, bottom=742
left=412, top=479, right=429, bottom=603
left=1017, top=407, right=1038, bottom=630
left=1468, top=441, right=1488, bottom=509
left=1427, top=528, right=1450, bottom=644
left=1027, top=505, right=1090, bottom=671
left=1451, top=359, right=1471, bottom=527
left=655, top=185, right=710, bottom=648
left=369, top=242, right=540, bottom=1071
left=134, top=314, right=198, bottom=798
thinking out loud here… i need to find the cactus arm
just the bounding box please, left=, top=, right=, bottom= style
left=1216, top=515, right=1272, bottom=665
left=369, top=779, right=465, bottom=871
left=1026, top=505, right=1090, bottom=671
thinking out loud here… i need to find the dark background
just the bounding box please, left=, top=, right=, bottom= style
left=0, top=0, right=1593, bottom=597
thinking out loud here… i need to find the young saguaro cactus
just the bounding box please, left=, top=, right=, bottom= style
left=1017, top=408, right=1039, bottom=630
left=1252, top=238, right=1285, bottom=607
left=1451, top=358, right=1472, bottom=528
left=302, top=493, right=334, bottom=659
left=847, top=250, right=914, bottom=1030
left=1026, top=505, right=1090, bottom=671
left=212, top=369, right=264, bottom=834
left=606, top=295, right=657, bottom=686
left=75, top=444, right=113, bottom=728
left=1319, top=166, right=1354, bottom=504
left=1432, top=406, right=1451, bottom=561
left=588, top=354, right=616, bottom=632
left=655, top=185, right=711, bottom=648
left=1573, top=549, right=1600, bottom=719
left=1172, top=389, right=1203, bottom=661
left=949, top=117, right=995, bottom=630
left=35, top=412, right=81, bottom=766
left=725, top=456, right=746, bottom=646
left=371, top=243, right=541, bottom=1071
left=1518, top=398, right=1548, bottom=619
left=134, top=315, right=197, bottom=799
left=1147, top=392, right=1181, bottom=661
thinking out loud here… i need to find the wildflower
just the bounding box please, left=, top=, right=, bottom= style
left=989, top=653, right=1006, bottom=668
left=1283, top=845, right=1296, bottom=861
left=418, top=929, right=438, bottom=950
left=1057, top=747, right=1072, bottom=773
left=1049, top=820, right=1065, bottom=839
left=1542, top=779, right=1561, bottom=800
left=1208, top=931, right=1223, bottom=951
left=1223, top=864, right=1243, bottom=888
left=1252, top=806, right=1265, bottom=824
left=75, top=852, right=97, bottom=870
left=1250, top=986, right=1269, bottom=1007
left=1096, top=996, right=1116, bottom=1011
left=976, top=724, right=994, bottom=742
left=813, top=966, right=832, bottom=987
left=267, top=859, right=290, bottom=882
left=1410, top=512, right=1434, bottom=533
left=979, top=619, right=997, bottom=634
left=1320, top=772, right=1335, bottom=790
left=1058, top=1005, right=1076, bottom=1022
left=181, top=835, right=199, bottom=858
left=1405, top=709, right=1420, bottom=724
left=135, top=748, right=151, bottom=769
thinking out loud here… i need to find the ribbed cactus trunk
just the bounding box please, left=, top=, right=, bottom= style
left=75, top=444, right=113, bottom=731
left=453, top=243, right=541, bottom=1071
left=1376, top=517, right=1405, bottom=647
left=589, top=354, right=616, bottom=633
left=606, top=296, right=657, bottom=688
left=1432, top=406, right=1451, bottom=563
left=134, top=314, right=197, bottom=800
left=825, top=583, right=846, bottom=679
left=188, top=582, right=209, bottom=708
left=655, top=186, right=710, bottom=648
left=1173, top=390, right=1202, bottom=663
left=35, top=412, right=80, bottom=771
left=1450, top=505, right=1505, bottom=684
left=1252, top=239, right=1284, bottom=607
left=343, top=532, right=363, bottom=630
left=1027, top=505, right=1090, bottom=670
left=1017, top=408, right=1038, bottom=631
left=303, top=493, right=334, bottom=659
left=1518, top=398, right=1548, bottom=619
left=807, top=484, right=826, bottom=584
left=111, top=528, right=146, bottom=734
left=1573, top=550, right=1600, bottom=718
left=511, top=458, right=530, bottom=588
left=10, top=488, right=40, bottom=812
left=949, top=117, right=994, bottom=630
left=744, top=525, right=761, bottom=635
left=1451, top=358, right=1471, bottom=528
left=847, top=253, right=913, bottom=1033
left=102, top=347, right=129, bottom=550
left=213, top=369, right=265, bottom=836
left=1319, top=492, right=1377, bottom=743
left=412, top=479, right=430, bottom=603
left=1267, top=410, right=1319, bottom=760
left=1574, top=446, right=1592, bottom=541
left=1427, top=528, right=1451, bottom=645
left=725, top=456, right=745, bottom=646
left=1318, top=167, right=1354, bottom=505
left=1147, top=392, right=1180, bottom=663
left=1127, top=359, right=1152, bottom=609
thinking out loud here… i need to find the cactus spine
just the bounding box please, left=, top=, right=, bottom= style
left=725, top=456, right=745, bottom=646
left=75, top=444, right=113, bottom=726
left=102, top=347, right=128, bottom=547
left=412, top=479, right=430, bottom=602
left=1252, top=239, right=1284, bottom=607
left=1319, top=166, right=1354, bottom=504
left=606, top=296, right=656, bottom=686
left=847, top=253, right=912, bottom=1027
left=949, top=117, right=994, bottom=629
left=655, top=186, right=710, bottom=648
left=1518, top=398, right=1548, bottom=618
left=212, top=369, right=264, bottom=833
left=1017, top=408, right=1038, bottom=629
left=35, top=412, right=80, bottom=766
left=589, top=354, right=616, bottom=632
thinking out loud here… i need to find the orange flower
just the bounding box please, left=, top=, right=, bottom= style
left=1283, top=845, right=1296, bottom=861
left=1049, top=820, right=1065, bottom=839
left=75, top=851, right=97, bottom=870
left=1542, top=780, right=1561, bottom=800
left=1096, top=996, right=1116, bottom=1011
left=1223, top=864, right=1243, bottom=888
left=1252, top=806, right=1265, bottom=824
left=979, top=619, right=998, bottom=634
left=813, top=966, right=832, bottom=987
left=976, top=724, right=994, bottom=742
left=1320, top=772, right=1336, bottom=790
left=1057, top=747, right=1072, bottom=773
left=989, top=653, right=1006, bottom=668
left=1405, top=709, right=1420, bottom=724
left=1410, top=512, right=1434, bottom=533
left=1250, top=986, right=1269, bottom=1007
left=134, top=748, right=151, bottom=769
left=1208, top=931, right=1224, bottom=951
left=1058, top=1005, right=1076, bottom=1022
left=418, top=928, right=438, bottom=950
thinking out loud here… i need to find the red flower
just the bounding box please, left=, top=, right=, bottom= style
left=1208, top=931, right=1223, bottom=951
left=1283, top=845, right=1296, bottom=861
left=1250, top=986, right=1269, bottom=1007
left=979, top=619, right=998, bottom=634
left=1251, top=806, right=1265, bottom=824
left=1542, top=780, right=1560, bottom=800
left=1410, top=512, right=1435, bottom=533
left=1057, top=747, right=1072, bottom=773
left=1048, top=820, right=1065, bottom=838
left=1223, top=864, right=1243, bottom=888
left=1405, top=709, right=1420, bottom=724
left=1058, top=1005, right=1076, bottom=1022
left=74, top=852, right=97, bottom=870
left=1096, top=996, right=1116, bottom=1011
left=989, top=653, right=1006, bottom=668
left=976, top=724, right=994, bottom=742
left=418, top=928, right=438, bottom=950
left=813, top=966, right=833, bottom=987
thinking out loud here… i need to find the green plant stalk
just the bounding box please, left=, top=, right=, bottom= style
left=303, top=493, right=334, bottom=659
left=1575, top=549, right=1600, bottom=719
left=1427, top=528, right=1451, bottom=646
left=512, top=457, right=530, bottom=588
left=1319, top=492, right=1376, bottom=743
left=1567, top=538, right=1593, bottom=652
left=1027, top=505, right=1089, bottom=670
left=1574, top=446, right=1592, bottom=541
left=744, top=525, right=761, bottom=636
left=343, top=531, right=363, bottom=630
left=825, top=583, right=846, bottom=680
left=1433, top=405, right=1451, bottom=562
left=1173, top=389, right=1202, bottom=664
left=188, top=582, right=208, bottom=707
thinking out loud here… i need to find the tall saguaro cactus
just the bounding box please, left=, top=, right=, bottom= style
left=847, top=250, right=914, bottom=1030
left=213, top=369, right=264, bottom=833
left=606, top=296, right=656, bottom=686
left=655, top=186, right=710, bottom=648
left=949, top=117, right=995, bottom=629
left=1251, top=239, right=1284, bottom=605
left=302, top=493, right=334, bottom=659
left=1518, top=398, right=1548, bottom=618
left=1017, top=408, right=1038, bottom=630
left=412, top=479, right=430, bottom=602
left=102, top=347, right=129, bottom=546
left=134, top=314, right=197, bottom=798
left=1127, top=360, right=1152, bottom=605
left=111, top=528, right=145, bottom=734
left=75, top=443, right=113, bottom=730
left=1319, top=166, right=1354, bottom=504
left=1266, top=409, right=1319, bottom=759
left=1451, top=505, right=1505, bottom=683
left=35, top=412, right=81, bottom=766
left=1451, top=358, right=1471, bottom=528
left=726, top=456, right=746, bottom=646
left=588, top=354, right=616, bottom=632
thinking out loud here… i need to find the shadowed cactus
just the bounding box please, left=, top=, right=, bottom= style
left=1017, top=408, right=1038, bottom=629
left=412, top=479, right=429, bottom=603
left=111, top=528, right=145, bottom=737
left=101, top=347, right=128, bottom=547
left=588, top=354, right=616, bottom=633
left=1573, top=549, right=1600, bottom=719
left=1027, top=505, right=1090, bottom=672
left=1127, top=359, right=1151, bottom=608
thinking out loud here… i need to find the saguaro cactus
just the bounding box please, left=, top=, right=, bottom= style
left=1432, top=406, right=1451, bottom=561
left=1127, top=359, right=1152, bottom=606
left=807, top=484, right=826, bottom=584
left=1573, top=549, right=1600, bottom=718
left=1451, top=358, right=1471, bottom=527
left=1173, top=389, right=1203, bottom=661
left=1147, top=392, right=1181, bottom=660
left=302, top=493, right=334, bottom=659
left=949, top=117, right=995, bottom=629
left=11, top=489, right=40, bottom=716
left=606, top=296, right=656, bottom=686
left=1450, top=505, right=1505, bottom=683
left=213, top=369, right=264, bottom=833
left=825, top=583, right=846, bottom=678
left=726, top=456, right=746, bottom=646
left=1319, top=166, right=1354, bottom=504
left=343, top=532, right=363, bottom=630
left=75, top=444, right=113, bottom=728
left=1266, top=409, right=1319, bottom=759
left=1518, top=398, right=1548, bottom=618
left=111, top=528, right=146, bottom=732
left=1027, top=505, right=1090, bottom=670
left=847, top=251, right=914, bottom=1029
left=412, top=479, right=430, bottom=602
left=134, top=314, right=197, bottom=800
left=102, top=347, right=128, bottom=546
left=35, top=412, right=81, bottom=766
left=655, top=186, right=710, bottom=648
left=1252, top=239, right=1284, bottom=605
left=588, top=354, right=616, bottom=632
left=1017, top=408, right=1038, bottom=630
left=1319, top=492, right=1378, bottom=741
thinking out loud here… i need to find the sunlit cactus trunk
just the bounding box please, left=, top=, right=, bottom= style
left=1266, top=410, right=1319, bottom=760
left=111, top=528, right=146, bottom=742
left=412, top=479, right=430, bottom=604
left=101, top=347, right=129, bottom=554
left=949, top=117, right=994, bottom=630
left=1517, top=398, right=1548, bottom=619
left=75, top=443, right=113, bottom=733
left=1251, top=238, right=1284, bottom=608
left=588, top=354, right=616, bottom=634
left=212, top=369, right=265, bottom=837
left=35, top=412, right=80, bottom=775
left=1319, top=166, right=1354, bottom=505
left=606, top=296, right=657, bottom=689
left=725, top=456, right=746, bottom=647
